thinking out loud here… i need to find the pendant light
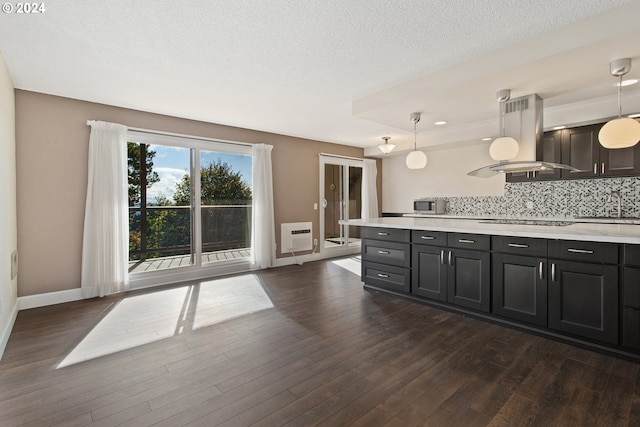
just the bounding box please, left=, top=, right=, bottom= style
left=599, top=58, right=640, bottom=149
left=405, top=112, right=427, bottom=169
left=489, top=89, right=519, bottom=161
left=378, top=136, right=395, bottom=154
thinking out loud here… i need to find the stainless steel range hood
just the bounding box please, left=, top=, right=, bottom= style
left=468, top=93, right=578, bottom=177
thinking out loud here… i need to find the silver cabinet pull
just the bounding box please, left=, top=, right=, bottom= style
left=551, top=263, right=556, bottom=282
left=601, top=162, right=605, bottom=174
left=458, top=239, right=475, bottom=244
left=440, top=249, right=444, bottom=265
left=377, top=273, right=389, bottom=278
left=508, top=243, right=529, bottom=248
left=448, top=251, right=453, bottom=265
left=593, top=163, right=598, bottom=175
left=539, top=261, right=544, bottom=280
left=377, top=232, right=389, bottom=236
left=377, top=250, right=390, bottom=254
left=567, top=248, right=594, bottom=254
left=420, top=235, right=436, bottom=240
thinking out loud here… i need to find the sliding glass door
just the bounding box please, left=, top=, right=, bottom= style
left=320, top=155, right=362, bottom=253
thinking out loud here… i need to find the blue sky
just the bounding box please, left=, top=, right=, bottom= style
left=146, top=144, right=252, bottom=203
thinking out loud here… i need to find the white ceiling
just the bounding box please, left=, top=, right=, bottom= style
left=1, top=0, right=639, bottom=156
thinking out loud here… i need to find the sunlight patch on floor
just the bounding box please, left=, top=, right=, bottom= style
left=330, top=256, right=361, bottom=275
left=57, top=274, right=273, bottom=368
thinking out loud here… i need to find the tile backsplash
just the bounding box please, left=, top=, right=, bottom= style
left=443, top=177, right=640, bottom=218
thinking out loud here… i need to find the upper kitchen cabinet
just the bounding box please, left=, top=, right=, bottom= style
left=561, top=121, right=640, bottom=179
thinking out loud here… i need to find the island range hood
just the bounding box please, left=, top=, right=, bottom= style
left=468, top=92, right=577, bottom=177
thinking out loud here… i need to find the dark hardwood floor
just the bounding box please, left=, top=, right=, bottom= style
left=1, top=256, right=639, bottom=426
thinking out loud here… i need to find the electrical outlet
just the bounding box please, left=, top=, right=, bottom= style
left=10, top=249, right=18, bottom=279
left=0, top=298, right=3, bottom=315
left=526, top=200, right=534, bottom=209
left=313, top=238, right=318, bottom=247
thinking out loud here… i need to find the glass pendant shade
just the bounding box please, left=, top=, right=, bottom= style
left=406, top=150, right=427, bottom=169
left=599, top=117, right=640, bottom=149
left=378, top=136, right=396, bottom=154
left=489, top=136, right=519, bottom=161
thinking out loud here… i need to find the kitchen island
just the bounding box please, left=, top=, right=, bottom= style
left=344, top=216, right=640, bottom=361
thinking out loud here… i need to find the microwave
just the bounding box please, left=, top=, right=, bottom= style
left=413, top=198, right=445, bottom=214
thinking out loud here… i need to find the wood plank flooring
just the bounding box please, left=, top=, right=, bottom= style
left=2, top=256, right=640, bottom=426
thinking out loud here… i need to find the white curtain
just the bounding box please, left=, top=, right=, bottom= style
left=361, top=159, right=379, bottom=219
left=81, top=121, right=129, bottom=298
left=251, top=143, right=276, bottom=268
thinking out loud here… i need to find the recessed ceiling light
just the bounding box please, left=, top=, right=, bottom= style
left=628, top=113, right=640, bottom=118
left=434, top=120, right=447, bottom=125
left=552, top=125, right=566, bottom=130
left=481, top=137, right=492, bottom=141
left=615, top=79, right=638, bottom=87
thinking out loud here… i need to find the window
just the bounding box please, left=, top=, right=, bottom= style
left=127, top=131, right=253, bottom=275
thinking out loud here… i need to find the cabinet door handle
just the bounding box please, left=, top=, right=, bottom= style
left=448, top=251, right=453, bottom=265
left=593, top=163, right=598, bottom=175
left=601, top=162, right=605, bottom=174
left=377, top=273, right=389, bottom=278
left=551, top=263, right=556, bottom=282
left=508, top=243, right=529, bottom=248
left=458, top=239, right=475, bottom=244
left=567, top=248, right=594, bottom=255
left=539, top=261, right=544, bottom=280
left=420, top=235, right=436, bottom=240
left=377, top=232, right=389, bottom=236
left=440, top=249, right=445, bottom=265
left=377, top=250, right=390, bottom=254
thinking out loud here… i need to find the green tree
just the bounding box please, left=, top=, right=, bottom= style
left=127, top=142, right=160, bottom=206
left=173, top=159, right=252, bottom=205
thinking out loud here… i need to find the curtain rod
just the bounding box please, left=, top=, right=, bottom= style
left=319, top=152, right=365, bottom=161
left=127, top=126, right=253, bottom=147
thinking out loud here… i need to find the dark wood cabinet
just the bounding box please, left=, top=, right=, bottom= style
left=412, top=232, right=490, bottom=312
left=548, top=260, right=618, bottom=344
left=507, top=129, right=563, bottom=182
left=561, top=124, right=602, bottom=179
left=361, top=228, right=411, bottom=294
left=492, top=254, right=547, bottom=327
left=622, top=244, right=640, bottom=350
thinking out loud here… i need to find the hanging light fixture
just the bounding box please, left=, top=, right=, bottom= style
left=599, top=58, right=640, bottom=149
left=378, top=136, right=395, bottom=154
left=489, top=89, right=519, bottom=161
left=405, top=112, right=427, bottom=169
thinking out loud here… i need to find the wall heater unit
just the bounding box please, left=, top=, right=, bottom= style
left=281, top=222, right=313, bottom=252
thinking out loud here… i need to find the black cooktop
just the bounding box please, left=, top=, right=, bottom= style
left=479, top=219, right=575, bottom=226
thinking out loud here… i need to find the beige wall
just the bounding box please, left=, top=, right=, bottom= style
left=382, top=142, right=505, bottom=213
left=15, top=90, right=381, bottom=297
left=0, top=52, right=17, bottom=352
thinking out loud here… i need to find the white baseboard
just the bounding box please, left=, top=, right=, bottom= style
left=273, top=247, right=360, bottom=267
left=18, top=288, right=84, bottom=311
left=0, top=301, right=18, bottom=361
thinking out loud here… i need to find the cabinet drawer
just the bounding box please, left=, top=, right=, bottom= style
left=447, top=233, right=490, bottom=251
left=362, top=239, right=410, bottom=268
left=624, top=267, right=640, bottom=308
left=624, top=244, right=640, bottom=267
left=362, top=227, right=410, bottom=243
left=411, top=230, right=446, bottom=246
left=548, top=240, right=618, bottom=264
left=492, top=236, right=547, bottom=257
left=362, top=262, right=410, bottom=294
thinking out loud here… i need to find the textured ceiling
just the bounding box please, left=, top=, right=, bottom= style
left=0, top=0, right=638, bottom=154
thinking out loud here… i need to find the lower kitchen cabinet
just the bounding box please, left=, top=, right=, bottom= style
left=548, top=260, right=618, bottom=344
left=447, top=248, right=491, bottom=313
left=412, top=244, right=447, bottom=301
left=492, top=254, right=547, bottom=327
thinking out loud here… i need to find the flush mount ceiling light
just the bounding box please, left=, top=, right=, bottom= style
left=489, top=89, right=519, bottom=161
left=615, top=79, right=638, bottom=87
left=406, top=112, right=427, bottom=169
left=378, top=136, right=395, bottom=154
left=599, top=58, right=640, bottom=149
left=434, top=120, right=447, bottom=125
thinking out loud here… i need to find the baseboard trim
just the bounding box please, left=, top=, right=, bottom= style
left=18, top=288, right=84, bottom=311
left=273, top=247, right=359, bottom=267
left=0, top=301, right=18, bottom=361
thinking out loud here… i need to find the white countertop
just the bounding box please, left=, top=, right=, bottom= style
left=344, top=216, right=640, bottom=244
